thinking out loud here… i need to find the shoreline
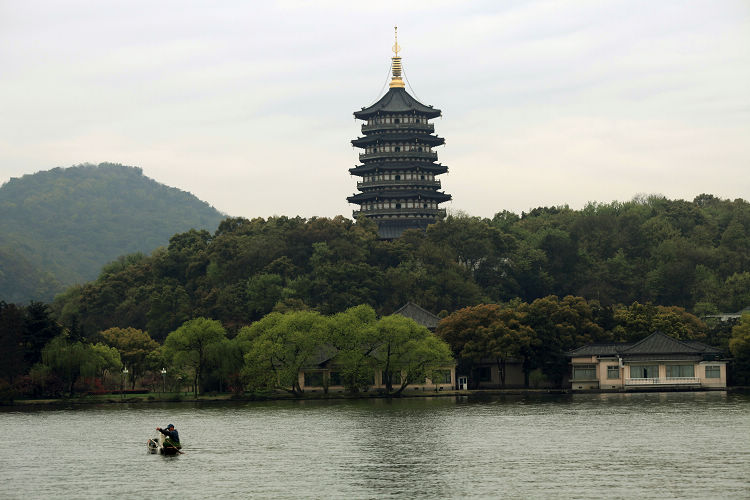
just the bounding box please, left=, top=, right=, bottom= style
left=3, top=386, right=746, bottom=407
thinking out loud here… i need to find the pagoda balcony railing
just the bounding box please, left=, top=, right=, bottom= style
left=361, top=122, right=434, bottom=133
left=352, top=208, right=447, bottom=218
left=357, top=179, right=441, bottom=189
left=359, top=151, right=438, bottom=161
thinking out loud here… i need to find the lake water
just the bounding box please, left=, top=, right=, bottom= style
left=1, top=392, right=748, bottom=499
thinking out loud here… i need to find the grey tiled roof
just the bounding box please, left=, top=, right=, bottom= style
left=567, top=343, right=628, bottom=357
left=621, top=331, right=704, bottom=355
left=567, top=331, right=723, bottom=358
left=393, top=302, right=440, bottom=330
left=354, top=88, right=441, bottom=119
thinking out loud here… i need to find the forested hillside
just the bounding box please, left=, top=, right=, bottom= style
left=52, top=194, right=750, bottom=341
left=0, top=163, right=225, bottom=303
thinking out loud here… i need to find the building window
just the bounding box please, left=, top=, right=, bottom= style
left=607, top=365, right=620, bottom=379
left=329, top=372, right=342, bottom=386
left=395, top=175, right=400, bottom=180
left=666, top=365, right=695, bottom=378
left=572, top=364, right=596, bottom=380
left=478, top=366, right=491, bottom=382
left=394, top=118, right=400, bottom=124
left=395, top=203, right=401, bottom=209
left=432, top=370, right=451, bottom=384
left=395, top=146, right=400, bottom=152
left=630, top=365, right=659, bottom=378
left=705, top=365, right=721, bottom=378
left=304, top=372, right=324, bottom=387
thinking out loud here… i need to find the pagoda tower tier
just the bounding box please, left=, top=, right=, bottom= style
left=348, top=162, right=448, bottom=176
left=347, top=29, right=451, bottom=240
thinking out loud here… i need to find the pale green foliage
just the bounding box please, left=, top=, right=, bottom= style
left=164, top=317, right=227, bottom=396
left=372, top=315, right=453, bottom=394
left=41, top=335, right=121, bottom=395
left=329, top=305, right=379, bottom=392
left=242, top=311, right=330, bottom=394
left=89, top=343, right=123, bottom=385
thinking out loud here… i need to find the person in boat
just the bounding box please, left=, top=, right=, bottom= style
left=156, top=424, right=181, bottom=449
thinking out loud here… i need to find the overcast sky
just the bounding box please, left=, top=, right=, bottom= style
left=1, top=0, right=748, bottom=219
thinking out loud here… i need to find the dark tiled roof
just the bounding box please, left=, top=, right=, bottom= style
left=567, top=343, right=628, bottom=357
left=351, top=133, right=444, bottom=147
left=567, top=331, right=724, bottom=358
left=347, top=190, right=451, bottom=203
left=349, top=162, right=448, bottom=175
left=307, top=344, right=339, bottom=366
left=393, top=302, right=440, bottom=329
left=354, top=88, right=441, bottom=119
left=621, top=331, right=703, bottom=355
left=683, top=340, right=723, bottom=354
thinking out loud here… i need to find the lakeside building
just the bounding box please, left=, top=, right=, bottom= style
left=704, top=307, right=750, bottom=322
left=298, top=303, right=454, bottom=392
left=347, top=28, right=452, bottom=240
left=567, top=331, right=727, bottom=391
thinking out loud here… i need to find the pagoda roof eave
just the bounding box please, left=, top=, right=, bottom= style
left=354, top=87, right=441, bottom=119
left=351, top=133, right=445, bottom=147
left=347, top=191, right=452, bottom=203
left=349, top=163, right=448, bottom=175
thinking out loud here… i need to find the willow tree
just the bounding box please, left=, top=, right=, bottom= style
left=240, top=310, right=330, bottom=395
left=372, top=315, right=453, bottom=395
left=164, top=318, right=227, bottom=397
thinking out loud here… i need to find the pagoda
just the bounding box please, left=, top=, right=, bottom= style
left=347, top=28, right=451, bottom=239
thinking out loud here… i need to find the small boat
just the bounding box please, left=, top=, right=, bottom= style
left=146, top=433, right=182, bottom=455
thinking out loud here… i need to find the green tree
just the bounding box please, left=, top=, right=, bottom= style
left=437, top=304, right=536, bottom=387
left=729, top=314, right=750, bottom=385
left=328, top=305, right=379, bottom=393
left=240, top=311, right=330, bottom=395
left=0, top=302, right=26, bottom=383
left=522, top=295, right=607, bottom=385
left=41, top=335, right=117, bottom=396
left=99, top=327, right=159, bottom=389
left=373, top=315, right=453, bottom=395
left=613, top=302, right=707, bottom=342
left=88, top=343, right=123, bottom=388
left=164, top=318, right=227, bottom=397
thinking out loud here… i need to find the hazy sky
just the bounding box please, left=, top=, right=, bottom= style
left=1, top=0, right=748, bottom=219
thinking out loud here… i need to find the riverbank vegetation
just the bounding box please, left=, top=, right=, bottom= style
left=2, top=193, right=750, bottom=398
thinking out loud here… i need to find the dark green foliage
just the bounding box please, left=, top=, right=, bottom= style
left=0, top=163, right=224, bottom=302
left=0, top=301, right=61, bottom=384
left=49, top=194, right=750, bottom=342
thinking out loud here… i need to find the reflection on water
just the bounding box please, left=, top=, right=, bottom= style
left=1, top=392, right=748, bottom=499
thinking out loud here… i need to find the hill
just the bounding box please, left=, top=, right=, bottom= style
left=0, top=163, right=225, bottom=303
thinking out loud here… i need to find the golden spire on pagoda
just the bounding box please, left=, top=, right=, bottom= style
left=389, top=26, right=405, bottom=88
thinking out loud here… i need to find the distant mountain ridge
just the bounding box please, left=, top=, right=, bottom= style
left=0, top=163, right=225, bottom=303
